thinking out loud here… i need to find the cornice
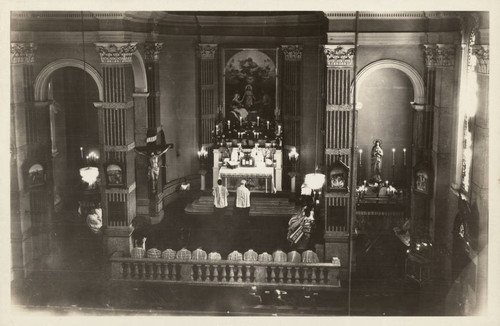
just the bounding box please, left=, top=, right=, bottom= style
left=325, top=11, right=462, bottom=19
left=327, top=32, right=460, bottom=45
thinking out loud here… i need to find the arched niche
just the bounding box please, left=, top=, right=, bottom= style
left=352, top=59, right=425, bottom=106
left=35, top=58, right=104, bottom=102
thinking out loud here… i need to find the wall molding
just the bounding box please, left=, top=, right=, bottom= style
left=34, top=58, right=104, bottom=101
left=353, top=59, right=425, bottom=105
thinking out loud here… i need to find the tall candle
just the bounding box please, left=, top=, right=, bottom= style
left=403, top=148, right=407, bottom=166
left=80, top=147, right=84, bottom=159
left=278, top=125, right=281, bottom=134
left=227, top=120, right=230, bottom=129
left=267, top=121, right=270, bottom=130
left=359, top=149, right=363, bottom=166
left=392, top=148, right=396, bottom=166
left=239, top=116, right=242, bottom=125
left=257, top=116, right=260, bottom=126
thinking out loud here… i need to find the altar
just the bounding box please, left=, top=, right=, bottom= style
left=213, top=148, right=282, bottom=193
left=219, top=166, right=274, bottom=193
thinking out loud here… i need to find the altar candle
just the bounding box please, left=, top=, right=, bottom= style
left=239, top=116, right=242, bottom=125
left=227, top=120, right=230, bottom=129
left=80, top=147, right=84, bottom=159
left=278, top=125, right=281, bottom=134
left=267, top=121, right=270, bottom=130
left=392, top=148, right=396, bottom=166
left=403, top=148, right=407, bottom=166
left=359, top=149, right=363, bottom=166
left=257, top=116, right=260, bottom=126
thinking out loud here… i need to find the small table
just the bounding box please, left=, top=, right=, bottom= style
left=405, top=252, right=431, bottom=285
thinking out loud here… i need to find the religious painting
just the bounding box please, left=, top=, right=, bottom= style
left=26, top=162, right=46, bottom=188
left=223, top=48, right=279, bottom=125
left=415, top=169, right=429, bottom=195
left=328, top=157, right=349, bottom=192
left=104, top=161, right=124, bottom=188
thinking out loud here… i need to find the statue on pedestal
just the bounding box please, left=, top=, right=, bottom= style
left=370, top=139, right=384, bottom=183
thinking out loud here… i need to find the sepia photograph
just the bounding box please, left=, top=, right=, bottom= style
left=5, top=1, right=498, bottom=324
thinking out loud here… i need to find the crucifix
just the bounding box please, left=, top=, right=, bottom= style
left=135, top=130, right=174, bottom=194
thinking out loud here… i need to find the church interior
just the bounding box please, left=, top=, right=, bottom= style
left=10, top=10, right=491, bottom=316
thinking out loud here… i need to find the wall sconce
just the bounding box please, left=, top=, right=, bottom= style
left=288, top=147, right=299, bottom=163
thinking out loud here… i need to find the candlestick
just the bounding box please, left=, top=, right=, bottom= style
left=227, top=120, right=230, bottom=129
left=267, top=121, right=270, bottom=130
left=80, top=147, right=84, bottom=159
left=392, top=148, right=395, bottom=166
left=403, top=148, right=407, bottom=166
left=257, top=116, right=260, bottom=126
left=358, top=149, right=363, bottom=166
left=239, top=116, right=242, bottom=125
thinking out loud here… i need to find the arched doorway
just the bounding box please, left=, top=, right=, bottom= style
left=47, top=66, right=100, bottom=209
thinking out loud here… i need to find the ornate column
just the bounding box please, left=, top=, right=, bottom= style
left=280, top=45, right=302, bottom=192
left=197, top=44, right=218, bottom=190
left=11, top=43, right=52, bottom=278
left=322, top=44, right=356, bottom=269
left=134, top=41, right=165, bottom=224
left=419, top=44, right=458, bottom=281
left=469, top=43, right=489, bottom=312
left=95, top=42, right=138, bottom=256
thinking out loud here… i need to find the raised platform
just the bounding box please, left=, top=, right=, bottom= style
left=184, top=195, right=299, bottom=217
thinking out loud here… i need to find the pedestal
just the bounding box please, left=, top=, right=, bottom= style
left=199, top=169, right=207, bottom=191
left=288, top=171, right=297, bottom=193
left=103, top=226, right=134, bottom=258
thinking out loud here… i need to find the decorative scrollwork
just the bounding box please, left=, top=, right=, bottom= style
left=144, top=42, right=163, bottom=62
left=95, top=43, right=138, bottom=64
left=281, top=45, right=303, bottom=61
left=197, top=44, right=217, bottom=60
left=11, top=43, right=37, bottom=64
left=471, top=45, right=489, bottom=74
left=423, top=44, right=456, bottom=67
left=323, top=45, right=355, bottom=67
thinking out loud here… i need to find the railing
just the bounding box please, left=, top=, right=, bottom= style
left=110, top=252, right=341, bottom=289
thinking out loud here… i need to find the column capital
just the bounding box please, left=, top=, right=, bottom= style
left=11, top=43, right=37, bottom=64
left=95, top=42, right=137, bottom=64
left=144, top=42, right=163, bottom=62
left=470, top=45, right=489, bottom=74
left=423, top=44, right=456, bottom=67
left=323, top=44, right=355, bottom=67
left=197, top=44, right=217, bottom=60
left=280, top=45, right=303, bottom=61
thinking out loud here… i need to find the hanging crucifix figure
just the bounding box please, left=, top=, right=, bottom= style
left=135, top=129, right=174, bottom=194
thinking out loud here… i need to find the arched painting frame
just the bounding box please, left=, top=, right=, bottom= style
left=222, top=48, right=279, bottom=125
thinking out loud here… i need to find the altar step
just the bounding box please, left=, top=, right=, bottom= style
left=185, top=195, right=300, bottom=217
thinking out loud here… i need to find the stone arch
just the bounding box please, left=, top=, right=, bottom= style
left=132, top=51, right=148, bottom=93
left=352, top=59, right=425, bottom=105
left=34, top=58, right=103, bottom=101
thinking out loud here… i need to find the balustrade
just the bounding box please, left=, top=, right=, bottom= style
left=110, top=252, right=340, bottom=289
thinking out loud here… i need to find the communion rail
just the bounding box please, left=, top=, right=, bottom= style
left=109, top=252, right=341, bottom=290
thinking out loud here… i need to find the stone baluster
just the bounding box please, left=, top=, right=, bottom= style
left=221, top=264, right=227, bottom=282
left=295, top=267, right=301, bottom=284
